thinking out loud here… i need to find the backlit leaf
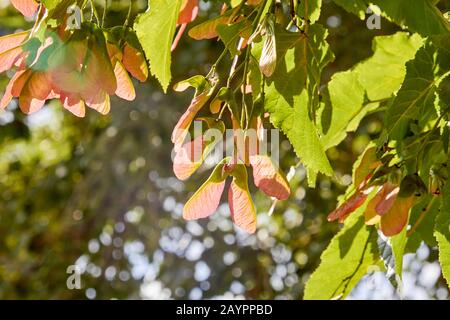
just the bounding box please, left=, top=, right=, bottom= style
left=173, top=118, right=225, bottom=180
left=183, top=159, right=229, bottom=220
left=188, top=8, right=238, bottom=40
left=297, top=0, right=322, bottom=24
left=375, top=183, right=400, bottom=216
left=178, top=0, right=199, bottom=25
left=0, top=31, right=29, bottom=54
left=123, top=43, right=148, bottom=82
left=385, top=36, right=450, bottom=140
left=228, top=164, right=257, bottom=234
left=10, top=0, right=39, bottom=17
left=172, top=77, right=216, bottom=149
left=19, top=72, right=53, bottom=114
left=435, top=180, right=450, bottom=289
left=353, top=146, right=381, bottom=188
left=114, top=61, right=136, bottom=101
left=263, top=24, right=333, bottom=184
left=250, top=155, right=290, bottom=200
left=380, top=196, right=414, bottom=237
left=134, top=0, right=182, bottom=92
left=327, top=189, right=370, bottom=223
left=304, top=208, right=380, bottom=300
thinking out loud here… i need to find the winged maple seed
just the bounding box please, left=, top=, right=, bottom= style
left=172, top=79, right=290, bottom=233
left=327, top=146, right=429, bottom=237
left=257, top=15, right=277, bottom=77
left=1, top=4, right=148, bottom=117
left=174, top=134, right=290, bottom=233
left=172, top=0, right=199, bottom=51
left=10, top=0, right=39, bottom=17
left=170, top=1, right=294, bottom=233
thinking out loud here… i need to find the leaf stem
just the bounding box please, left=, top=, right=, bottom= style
left=303, top=0, right=310, bottom=33
left=101, top=0, right=108, bottom=27
left=124, top=0, right=132, bottom=27
left=241, top=46, right=251, bottom=129
left=252, top=0, right=270, bottom=30
left=90, top=0, right=100, bottom=24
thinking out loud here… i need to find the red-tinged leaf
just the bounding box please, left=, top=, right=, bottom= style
left=173, top=117, right=225, bottom=180
left=171, top=91, right=211, bottom=149
left=106, top=43, right=123, bottom=63
left=328, top=190, right=371, bottom=223
left=172, top=23, right=187, bottom=52
left=228, top=165, right=257, bottom=233
left=250, top=155, right=290, bottom=200
left=188, top=9, right=237, bottom=40
left=173, top=75, right=207, bottom=92
left=0, top=70, right=27, bottom=109
left=13, top=51, right=27, bottom=69
left=183, top=161, right=229, bottom=220
left=19, top=94, right=45, bottom=114
left=209, top=97, right=222, bottom=114
left=173, top=118, right=225, bottom=180
left=60, top=92, right=86, bottom=117
left=10, top=69, right=31, bottom=96
left=173, top=134, right=205, bottom=181
left=86, top=44, right=117, bottom=95
left=83, top=90, right=110, bottom=115
left=375, top=183, right=400, bottom=216
left=232, top=120, right=262, bottom=165
left=61, top=40, right=89, bottom=72
left=49, top=40, right=88, bottom=93
left=19, top=72, right=52, bottom=114
left=380, top=196, right=415, bottom=237
left=0, top=46, right=23, bottom=73
left=69, top=39, right=116, bottom=105
left=259, top=18, right=277, bottom=77
left=123, top=44, right=148, bottom=82
left=178, top=0, right=199, bottom=25
left=51, top=70, right=85, bottom=94
left=0, top=84, right=13, bottom=110
left=46, top=90, right=59, bottom=100
left=364, top=186, right=382, bottom=225
left=10, top=0, right=39, bottom=17
left=354, top=146, right=382, bottom=187
left=240, top=125, right=264, bottom=165
left=114, top=61, right=136, bottom=101
left=0, top=31, right=29, bottom=54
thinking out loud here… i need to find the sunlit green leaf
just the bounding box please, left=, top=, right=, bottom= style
left=304, top=208, right=380, bottom=300
left=134, top=0, right=182, bottom=92
left=263, top=24, right=334, bottom=184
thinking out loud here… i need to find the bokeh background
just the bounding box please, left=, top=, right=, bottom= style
left=0, top=0, right=449, bottom=300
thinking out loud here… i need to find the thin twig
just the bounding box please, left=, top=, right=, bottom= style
left=90, top=0, right=100, bottom=24
left=101, top=0, right=108, bottom=27
left=124, top=0, right=132, bottom=27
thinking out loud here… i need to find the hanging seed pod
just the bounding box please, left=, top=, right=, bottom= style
left=259, top=16, right=277, bottom=77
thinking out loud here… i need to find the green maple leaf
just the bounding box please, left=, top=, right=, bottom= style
left=134, top=0, right=182, bottom=92
left=263, top=24, right=334, bottom=185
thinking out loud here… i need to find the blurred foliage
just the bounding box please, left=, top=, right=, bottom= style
left=0, top=0, right=449, bottom=299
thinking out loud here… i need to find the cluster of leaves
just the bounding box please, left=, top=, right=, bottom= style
left=133, top=0, right=450, bottom=299
left=1, top=0, right=148, bottom=116
left=2, top=0, right=450, bottom=299
left=136, top=0, right=292, bottom=233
